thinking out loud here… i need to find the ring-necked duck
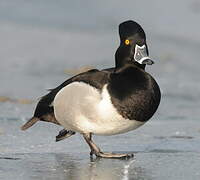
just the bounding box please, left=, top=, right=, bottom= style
left=21, top=20, right=161, bottom=159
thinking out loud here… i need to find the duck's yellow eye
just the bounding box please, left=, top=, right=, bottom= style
left=125, top=39, right=130, bottom=45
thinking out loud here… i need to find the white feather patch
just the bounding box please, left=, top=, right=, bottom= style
left=54, top=82, right=144, bottom=135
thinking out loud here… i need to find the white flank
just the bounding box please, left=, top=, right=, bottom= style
left=54, top=82, right=144, bottom=135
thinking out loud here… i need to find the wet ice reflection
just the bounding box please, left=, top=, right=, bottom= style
left=54, top=154, right=149, bottom=180
left=4, top=153, right=150, bottom=180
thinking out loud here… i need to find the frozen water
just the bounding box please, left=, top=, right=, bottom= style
left=0, top=0, right=200, bottom=179
left=1, top=119, right=200, bottom=180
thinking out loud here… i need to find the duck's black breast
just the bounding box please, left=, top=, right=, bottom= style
left=107, top=65, right=161, bottom=122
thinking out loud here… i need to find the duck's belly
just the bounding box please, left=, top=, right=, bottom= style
left=54, top=82, right=144, bottom=135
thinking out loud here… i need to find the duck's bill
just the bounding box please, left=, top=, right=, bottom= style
left=141, top=58, right=154, bottom=65
left=134, top=44, right=154, bottom=65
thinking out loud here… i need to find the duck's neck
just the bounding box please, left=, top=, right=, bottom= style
left=115, top=46, right=146, bottom=70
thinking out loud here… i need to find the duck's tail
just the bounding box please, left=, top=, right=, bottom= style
left=21, top=113, right=60, bottom=131
left=21, top=117, right=40, bottom=130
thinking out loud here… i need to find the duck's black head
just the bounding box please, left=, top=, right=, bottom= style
left=115, top=20, right=154, bottom=69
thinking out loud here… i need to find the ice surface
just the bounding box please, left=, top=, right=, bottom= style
left=0, top=0, right=200, bottom=179
left=0, top=119, right=200, bottom=180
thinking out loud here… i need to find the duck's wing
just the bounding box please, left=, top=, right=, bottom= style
left=102, top=67, right=115, bottom=73
left=21, top=69, right=110, bottom=130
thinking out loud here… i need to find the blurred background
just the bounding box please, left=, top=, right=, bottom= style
left=0, top=1, right=200, bottom=179
left=0, top=0, right=200, bottom=121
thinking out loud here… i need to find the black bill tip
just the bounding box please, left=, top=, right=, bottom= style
left=142, top=59, right=154, bottom=65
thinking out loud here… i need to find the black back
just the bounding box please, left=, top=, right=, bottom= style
left=33, top=69, right=111, bottom=119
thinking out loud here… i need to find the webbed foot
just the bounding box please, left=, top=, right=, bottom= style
left=56, top=129, right=75, bottom=142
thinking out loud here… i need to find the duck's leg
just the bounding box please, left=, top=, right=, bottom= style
left=83, top=133, right=134, bottom=159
